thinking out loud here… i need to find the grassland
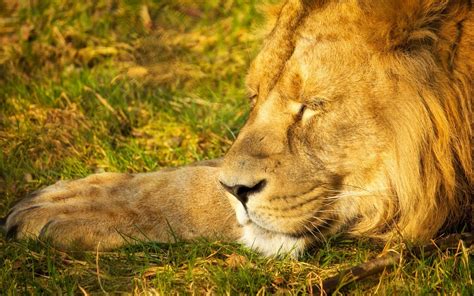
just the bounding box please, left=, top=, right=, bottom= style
left=0, top=0, right=472, bottom=294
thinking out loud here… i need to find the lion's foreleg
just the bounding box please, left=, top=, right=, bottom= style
left=2, top=165, right=240, bottom=250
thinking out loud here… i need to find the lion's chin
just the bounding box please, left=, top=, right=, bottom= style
left=239, top=222, right=308, bottom=257
left=231, top=194, right=309, bottom=257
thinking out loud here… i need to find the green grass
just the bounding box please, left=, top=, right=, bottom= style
left=0, top=0, right=472, bottom=294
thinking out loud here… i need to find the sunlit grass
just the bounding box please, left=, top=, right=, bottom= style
left=0, top=0, right=472, bottom=294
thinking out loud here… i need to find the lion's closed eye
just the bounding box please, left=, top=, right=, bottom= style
left=248, top=94, right=258, bottom=108
left=297, top=98, right=325, bottom=123
left=295, top=104, right=307, bottom=120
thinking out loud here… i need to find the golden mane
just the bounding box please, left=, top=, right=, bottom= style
left=359, top=0, right=473, bottom=239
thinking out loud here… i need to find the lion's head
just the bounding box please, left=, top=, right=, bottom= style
left=219, top=0, right=473, bottom=256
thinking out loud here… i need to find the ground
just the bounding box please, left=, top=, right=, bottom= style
left=0, top=0, right=472, bottom=294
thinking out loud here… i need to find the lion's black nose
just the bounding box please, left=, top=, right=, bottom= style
left=220, top=180, right=267, bottom=206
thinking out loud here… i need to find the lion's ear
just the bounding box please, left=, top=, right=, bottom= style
left=365, top=0, right=471, bottom=59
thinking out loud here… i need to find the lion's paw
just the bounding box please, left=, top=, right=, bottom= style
left=2, top=180, right=83, bottom=240
left=1, top=173, right=135, bottom=250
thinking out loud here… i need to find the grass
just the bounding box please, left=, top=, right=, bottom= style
left=0, top=0, right=472, bottom=294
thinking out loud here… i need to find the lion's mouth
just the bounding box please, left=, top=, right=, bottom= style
left=245, top=199, right=340, bottom=241
left=243, top=210, right=330, bottom=240
left=229, top=182, right=338, bottom=239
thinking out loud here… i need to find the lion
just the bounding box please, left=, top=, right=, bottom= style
left=2, top=0, right=473, bottom=257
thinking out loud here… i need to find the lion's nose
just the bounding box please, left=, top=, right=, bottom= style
left=220, top=180, right=267, bottom=206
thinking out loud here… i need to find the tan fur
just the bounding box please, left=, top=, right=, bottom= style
left=4, top=161, right=241, bottom=250
left=3, top=0, right=472, bottom=256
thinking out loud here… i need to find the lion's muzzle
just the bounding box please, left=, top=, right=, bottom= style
left=219, top=179, right=267, bottom=207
